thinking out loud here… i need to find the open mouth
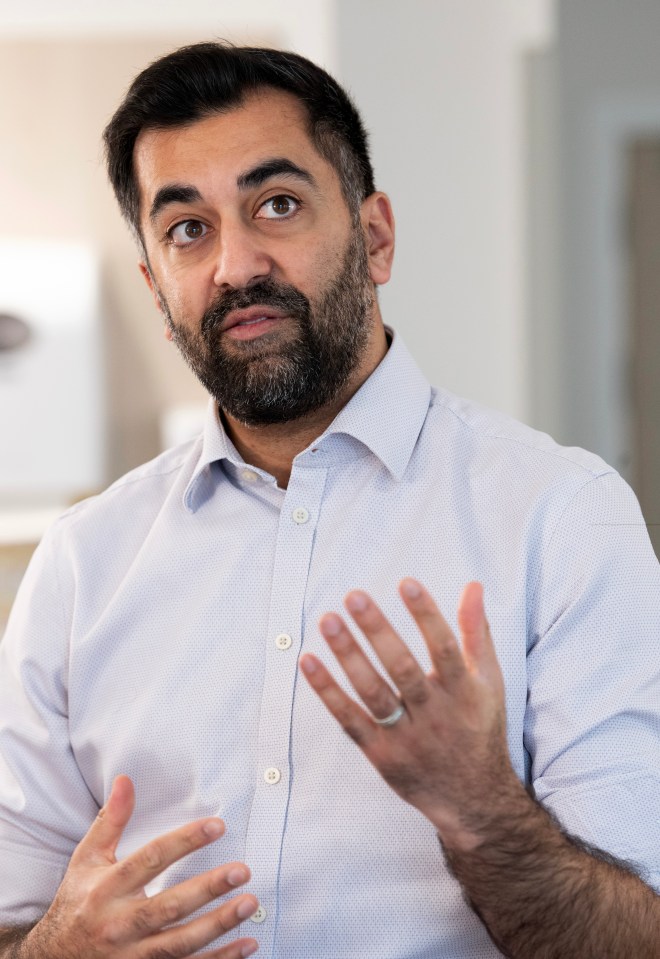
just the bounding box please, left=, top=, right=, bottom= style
left=222, top=307, right=290, bottom=340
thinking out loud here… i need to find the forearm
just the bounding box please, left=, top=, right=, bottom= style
left=0, top=923, right=39, bottom=959
left=439, top=781, right=659, bottom=959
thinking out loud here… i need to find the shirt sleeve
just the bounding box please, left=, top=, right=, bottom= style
left=526, top=470, right=660, bottom=891
left=0, top=526, right=99, bottom=924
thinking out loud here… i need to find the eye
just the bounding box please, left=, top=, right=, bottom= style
left=256, top=195, right=300, bottom=220
left=167, top=220, right=209, bottom=246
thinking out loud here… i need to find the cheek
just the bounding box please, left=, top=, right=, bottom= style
left=289, top=241, right=344, bottom=297
left=153, top=271, right=206, bottom=324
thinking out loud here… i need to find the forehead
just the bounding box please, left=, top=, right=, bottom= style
left=133, top=89, right=331, bottom=207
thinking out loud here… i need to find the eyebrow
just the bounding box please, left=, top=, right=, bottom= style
left=147, top=158, right=318, bottom=224
left=149, top=184, right=202, bottom=224
left=236, top=157, right=318, bottom=192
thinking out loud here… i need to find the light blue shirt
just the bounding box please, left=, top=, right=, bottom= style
left=1, top=330, right=659, bottom=957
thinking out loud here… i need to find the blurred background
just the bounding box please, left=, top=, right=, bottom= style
left=1, top=0, right=659, bottom=633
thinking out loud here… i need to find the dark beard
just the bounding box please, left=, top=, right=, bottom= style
left=162, top=226, right=374, bottom=426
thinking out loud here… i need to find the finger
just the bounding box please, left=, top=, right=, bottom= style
left=317, top=612, right=402, bottom=721
left=399, top=579, right=466, bottom=684
left=75, top=774, right=135, bottom=865
left=110, top=816, right=226, bottom=895
left=299, top=653, right=377, bottom=748
left=203, top=938, right=259, bottom=959
left=204, top=937, right=259, bottom=959
left=456, top=581, right=501, bottom=680
left=140, top=893, right=259, bottom=959
left=343, top=591, right=429, bottom=706
left=129, top=862, right=251, bottom=935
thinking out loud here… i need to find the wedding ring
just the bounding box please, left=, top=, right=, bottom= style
left=373, top=702, right=405, bottom=727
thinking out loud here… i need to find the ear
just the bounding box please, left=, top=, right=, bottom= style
left=360, top=192, right=395, bottom=285
left=138, top=261, right=173, bottom=341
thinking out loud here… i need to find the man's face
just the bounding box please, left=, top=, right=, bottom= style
left=133, top=89, right=387, bottom=425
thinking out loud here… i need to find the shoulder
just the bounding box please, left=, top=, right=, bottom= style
left=425, top=386, right=614, bottom=484
left=47, top=438, right=202, bottom=547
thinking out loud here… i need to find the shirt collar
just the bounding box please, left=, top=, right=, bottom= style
left=183, top=327, right=431, bottom=511
left=315, top=327, right=431, bottom=480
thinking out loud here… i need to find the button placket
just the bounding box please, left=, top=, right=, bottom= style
left=242, top=466, right=328, bottom=954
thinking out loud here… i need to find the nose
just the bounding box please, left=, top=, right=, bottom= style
left=212, top=220, right=273, bottom=290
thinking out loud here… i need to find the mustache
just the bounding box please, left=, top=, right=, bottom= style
left=201, top=279, right=311, bottom=337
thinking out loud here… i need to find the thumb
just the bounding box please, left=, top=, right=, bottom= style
left=74, top=774, right=135, bottom=865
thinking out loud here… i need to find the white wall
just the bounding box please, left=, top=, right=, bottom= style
left=337, top=0, right=553, bottom=422
left=0, top=0, right=337, bottom=69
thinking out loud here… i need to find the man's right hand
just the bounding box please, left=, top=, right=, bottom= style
left=21, top=775, right=259, bottom=958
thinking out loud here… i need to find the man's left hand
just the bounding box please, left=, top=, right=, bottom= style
left=300, top=579, right=523, bottom=849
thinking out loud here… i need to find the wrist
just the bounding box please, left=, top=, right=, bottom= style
left=430, top=767, right=532, bottom=854
left=14, top=919, right=55, bottom=959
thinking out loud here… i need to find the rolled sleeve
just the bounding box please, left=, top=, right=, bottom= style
left=0, top=528, right=98, bottom=923
left=526, top=472, right=660, bottom=890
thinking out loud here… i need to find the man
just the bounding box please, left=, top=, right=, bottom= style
left=0, top=41, right=658, bottom=959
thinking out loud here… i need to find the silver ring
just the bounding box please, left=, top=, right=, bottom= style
left=373, top=702, right=405, bottom=727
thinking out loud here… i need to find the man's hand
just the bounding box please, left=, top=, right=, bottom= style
left=22, top=775, right=259, bottom=959
left=300, top=579, right=523, bottom=847
left=300, top=579, right=660, bottom=959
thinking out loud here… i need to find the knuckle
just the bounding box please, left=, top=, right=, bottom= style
left=147, top=947, right=180, bottom=959
left=394, top=655, right=421, bottom=686
left=115, top=855, right=139, bottom=884
left=142, top=839, right=166, bottom=871
left=158, top=892, right=185, bottom=926
left=363, top=679, right=388, bottom=705
left=132, top=902, right=157, bottom=934
left=361, top=610, right=383, bottom=631
left=416, top=608, right=437, bottom=627
left=403, top=681, right=429, bottom=707
left=79, top=883, right=103, bottom=912
left=97, top=916, right=131, bottom=946
left=371, top=689, right=396, bottom=717
left=436, top=640, right=459, bottom=662
left=153, top=930, right=195, bottom=959
left=68, top=883, right=111, bottom=931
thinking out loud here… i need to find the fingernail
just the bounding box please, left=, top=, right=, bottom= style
left=401, top=579, right=421, bottom=599
left=238, top=898, right=258, bottom=919
left=321, top=613, right=341, bottom=636
left=203, top=819, right=223, bottom=839
left=345, top=592, right=367, bottom=613
left=227, top=867, right=246, bottom=886
left=241, top=943, right=258, bottom=957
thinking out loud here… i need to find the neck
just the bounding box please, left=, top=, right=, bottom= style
left=222, top=322, right=388, bottom=488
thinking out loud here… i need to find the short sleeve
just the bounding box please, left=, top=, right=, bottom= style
left=526, top=471, right=660, bottom=890
left=0, top=527, right=99, bottom=924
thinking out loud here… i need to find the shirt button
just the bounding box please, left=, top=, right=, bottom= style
left=264, top=766, right=281, bottom=785
left=241, top=469, right=259, bottom=483
left=250, top=905, right=267, bottom=924
left=275, top=633, right=292, bottom=650
left=292, top=506, right=309, bottom=524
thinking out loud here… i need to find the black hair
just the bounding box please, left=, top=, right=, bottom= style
left=103, top=41, right=375, bottom=239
